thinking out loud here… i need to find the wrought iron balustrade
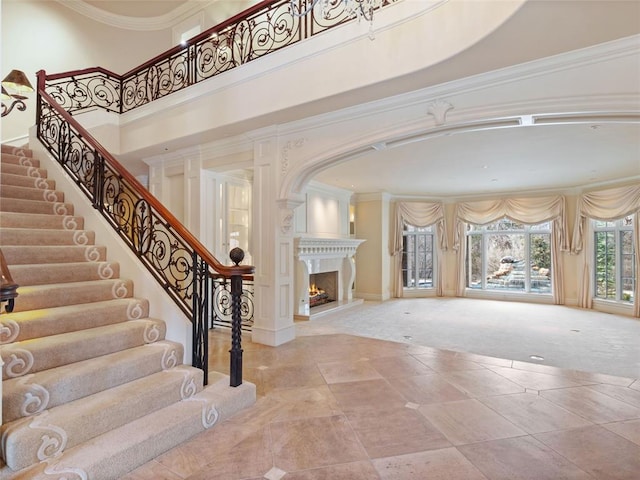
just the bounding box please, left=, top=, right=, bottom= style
left=36, top=74, right=254, bottom=386
left=42, top=0, right=399, bottom=115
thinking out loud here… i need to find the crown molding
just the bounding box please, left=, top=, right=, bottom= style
left=54, top=0, right=214, bottom=31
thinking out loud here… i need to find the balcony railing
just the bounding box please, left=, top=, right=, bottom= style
left=42, top=0, right=399, bottom=115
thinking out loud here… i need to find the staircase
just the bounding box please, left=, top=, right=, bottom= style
left=0, top=144, right=256, bottom=479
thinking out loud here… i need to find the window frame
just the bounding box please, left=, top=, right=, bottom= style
left=593, top=216, right=635, bottom=304
left=402, top=223, right=435, bottom=290
left=465, top=218, right=552, bottom=295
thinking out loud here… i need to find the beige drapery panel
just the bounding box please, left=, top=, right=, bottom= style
left=452, top=195, right=569, bottom=304
left=572, top=184, right=640, bottom=317
left=390, top=201, right=448, bottom=297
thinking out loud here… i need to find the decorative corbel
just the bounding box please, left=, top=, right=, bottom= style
left=426, top=99, right=453, bottom=126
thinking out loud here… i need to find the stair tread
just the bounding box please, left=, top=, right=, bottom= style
left=1, top=366, right=206, bottom=470
left=0, top=172, right=53, bottom=189
left=0, top=245, right=107, bottom=264
left=1, top=378, right=256, bottom=479
left=0, top=197, right=73, bottom=216
left=0, top=184, right=63, bottom=202
left=2, top=340, right=184, bottom=423
left=1, top=318, right=166, bottom=380
left=0, top=297, right=149, bottom=344
left=10, top=261, right=120, bottom=286
left=0, top=212, right=83, bottom=230
left=0, top=229, right=93, bottom=246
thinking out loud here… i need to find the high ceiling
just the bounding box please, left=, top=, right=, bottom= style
left=78, top=1, right=640, bottom=198
left=82, top=0, right=195, bottom=17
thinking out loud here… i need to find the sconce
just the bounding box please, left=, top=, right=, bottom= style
left=1, top=69, right=34, bottom=117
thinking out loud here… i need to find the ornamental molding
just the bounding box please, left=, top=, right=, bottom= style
left=294, top=237, right=365, bottom=259
left=54, top=0, right=215, bottom=31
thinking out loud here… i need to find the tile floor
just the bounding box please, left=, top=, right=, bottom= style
left=124, top=330, right=640, bottom=479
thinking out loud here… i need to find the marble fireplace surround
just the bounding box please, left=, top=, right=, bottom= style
left=294, top=237, right=365, bottom=320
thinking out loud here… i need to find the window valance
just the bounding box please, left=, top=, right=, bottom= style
left=572, top=184, right=640, bottom=254
left=453, top=195, right=568, bottom=304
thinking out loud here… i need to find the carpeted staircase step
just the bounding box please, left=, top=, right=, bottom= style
left=10, top=278, right=134, bottom=312
left=0, top=172, right=54, bottom=190
left=1, top=184, right=63, bottom=203
left=1, top=318, right=166, bottom=381
left=10, top=261, right=119, bottom=286
left=0, top=227, right=92, bottom=246
left=2, top=340, right=184, bottom=424
left=0, top=154, right=40, bottom=168
left=0, top=298, right=150, bottom=344
left=1, top=154, right=38, bottom=167
left=0, top=212, right=83, bottom=230
left=1, top=365, right=205, bottom=471
left=0, top=376, right=256, bottom=480
left=0, top=198, right=74, bottom=216
left=0, top=163, right=47, bottom=179
left=1, top=245, right=107, bottom=265
left=1, top=145, right=32, bottom=157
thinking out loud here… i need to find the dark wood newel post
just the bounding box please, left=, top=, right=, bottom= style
left=229, top=247, right=245, bottom=387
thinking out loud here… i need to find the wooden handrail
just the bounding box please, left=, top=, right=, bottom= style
left=37, top=70, right=254, bottom=279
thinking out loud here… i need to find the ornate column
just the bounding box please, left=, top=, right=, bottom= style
left=250, top=132, right=300, bottom=346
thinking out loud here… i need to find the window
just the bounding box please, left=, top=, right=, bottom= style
left=593, top=216, right=635, bottom=304
left=402, top=223, right=434, bottom=289
left=466, top=218, right=552, bottom=294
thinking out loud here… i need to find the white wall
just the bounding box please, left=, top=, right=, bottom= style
left=295, top=182, right=352, bottom=238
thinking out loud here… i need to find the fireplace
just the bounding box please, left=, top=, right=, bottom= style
left=309, top=271, right=338, bottom=307
left=294, top=237, right=365, bottom=320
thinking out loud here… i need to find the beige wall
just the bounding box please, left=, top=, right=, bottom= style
left=2, top=0, right=172, bottom=141
left=354, top=195, right=392, bottom=301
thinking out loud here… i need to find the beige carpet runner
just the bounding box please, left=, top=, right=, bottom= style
left=0, top=144, right=255, bottom=479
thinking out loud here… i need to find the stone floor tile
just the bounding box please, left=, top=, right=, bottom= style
left=438, top=369, right=525, bottom=397
left=317, top=359, right=383, bottom=384
left=260, top=362, right=326, bottom=393
left=155, top=422, right=259, bottom=478
left=386, top=373, right=469, bottom=404
left=283, top=461, right=381, bottom=479
left=540, top=386, right=640, bottom=424
left=479, top=392, right=593, bottom=434
left=367, top=354, right=435, bottom=378
left=329, top=379, right=407, bottom=413
left=121, top=460, right=183, bottom=480
left=372, top=447, right=488, bottom=480
left=418, top=398, right=526, bottom=445
left=586, top=383, right=640, bottom=408
left=346, top=406, right=451, bottom=458
left=413, top=353, right=487, bottom=372
left=511, top=361, right=635, bottom=387
left=602, top=419, right=640, bottom=445
left=267, top=385, right=343, bottom=422
left=484, top=365, right=588, bottom=391
left=458, top=435, right=593, bottom=479
left=535, top=425, right=640, bottom=480
left=270, top=415, right=368, bottom=472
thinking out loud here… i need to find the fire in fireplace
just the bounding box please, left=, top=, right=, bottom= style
left=308, top=271, right=338, bottom=308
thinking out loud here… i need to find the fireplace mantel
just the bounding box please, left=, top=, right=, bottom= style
left=293, top=237, right=365, bottom=320
left=294, top=237, right=365, bottom=259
